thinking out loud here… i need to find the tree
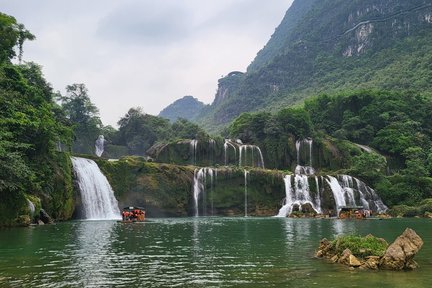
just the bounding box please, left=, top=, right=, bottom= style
left=0, top=12, right=34, bottom=64
left=58, top=83, right=102, bottom=154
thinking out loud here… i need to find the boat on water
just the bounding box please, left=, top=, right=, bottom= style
left=120, top=206, right=146, bottom=223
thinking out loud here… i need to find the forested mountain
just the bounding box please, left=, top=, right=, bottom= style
left=195, top=0, right=432, bottom=131
left=158, top=95, right=205, bottom=122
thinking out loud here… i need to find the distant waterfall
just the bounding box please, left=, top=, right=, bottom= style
left=224, top=139, right=237, bottom=166
left=95, top=135, right=105, bottom=157
left=244, top=170, right=249, bottom=217
left=190, top=140, right=198, bottom=165
left=276, top=174, right=387, bottom=217
left=71, top=157, right=121, bottom=220
left=239, top=144, right=265, bottom=168
left=193, top=167, right=216, bottom=216
left=295, top=138, right=315, bottom=175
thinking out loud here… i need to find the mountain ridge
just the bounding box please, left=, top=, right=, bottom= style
left=193, top=0, right=432, bottom=132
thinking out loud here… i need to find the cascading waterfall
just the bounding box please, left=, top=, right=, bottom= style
left=190, top=140, right=198, bottom=165
left=276, top=137, right=387, bottom=217
left=295, top=138, right=315, bottom=175
left=239, top=145, right=265, bottom=168
left=244, top=170, right=249, bottom=217
left=276, top=174, right=321, bottom=217
left=224, top=139, right=237, bottom=166
left=209, top=139, right=216, bottom=164
left=95, top=135, right=105, bottom=157
left=193, top=167, right=216, bottom=216
left=325, top=175, right=388, bottom=214
left=71, top=157, right=121, bottom=220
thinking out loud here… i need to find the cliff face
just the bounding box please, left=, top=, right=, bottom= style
left=197, top=0, right=432, bottom=132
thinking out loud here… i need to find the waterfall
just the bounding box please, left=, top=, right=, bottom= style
left=239, top=144, right=265, bottom=168
left=325, top=175, right=388, bottom=214
left=190, top=140, right=198, bottom=165
left=244, top=170, right=249, bottom=217
left=193, top=167, right=215, bottom=216
left=27, top=199, right=35, bottom=216
left=95, top=135, right=105, bottom=157
left=224, top=139, right=237, bottom=166
left=276, top=174, right=321, bottom=217
left=71, top=157, right=121, bottom=220
left=295, top=138, right=314, bottom=175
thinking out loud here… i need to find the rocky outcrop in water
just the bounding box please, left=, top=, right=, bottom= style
left=379, top=228, right=424, bottom=270
left=316, top=228, right=423, bottom=270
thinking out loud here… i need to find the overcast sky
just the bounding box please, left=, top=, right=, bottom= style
left=1, top=0, right=293, bottom=127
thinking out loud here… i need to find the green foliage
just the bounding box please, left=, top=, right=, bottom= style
left=58, top=83, right=102, bottom=154
left=113, top=107, right=208, bottom=156
left=350, top=152, right=387, bottom=184
left=0, top=17, right=74, bottom=225
left=0, top=12, right=34, bottom=64
left=332, top=235, right=388, bottom=258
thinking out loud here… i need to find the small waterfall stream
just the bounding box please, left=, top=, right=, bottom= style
left=244, top=170, right=249, bottom=217
left=71, top=157, right=121, bottom=220
left=193, top=167, right=216, bottom=216
left=95, top=135, right=105, bottom=157
left=190, top=140, right=198, bottom=165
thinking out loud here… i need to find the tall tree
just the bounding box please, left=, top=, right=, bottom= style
left=58, top=83, right=102, bottom=154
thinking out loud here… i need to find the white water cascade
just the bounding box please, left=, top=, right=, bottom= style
left=276, top=137, right=387, bottom=217
left=190, top=140, right=198, bottom=165
left=193, top=167, right=216, bottom=216
left=276, top=175, right=322, bottom=217
left=244, top=170, right=249, bottom=217
left=95, top=135, right=105, bottom=157
left=239, top=144, right=265, bottom=168
left=325, top=175, right=388, bottom=214
left=224, top=139, right=237, bottom=166
left=71, top=157, right=121, bottom=220
left=295, top=138, right=315, bottom=175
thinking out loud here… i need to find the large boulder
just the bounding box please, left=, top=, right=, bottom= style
left=379, top=228, right=423, bottom=270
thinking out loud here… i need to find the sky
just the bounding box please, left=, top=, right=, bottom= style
left=1, top=0, right=294, bottom=127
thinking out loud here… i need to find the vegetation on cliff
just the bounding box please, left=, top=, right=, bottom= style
left=0, top=12, right=74, bottom=226
left=195, top=0, right=432, bottom=131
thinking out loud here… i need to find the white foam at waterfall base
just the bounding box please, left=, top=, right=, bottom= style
left=71, top=157, right=121, bottom=220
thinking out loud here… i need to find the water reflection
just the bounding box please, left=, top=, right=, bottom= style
left=1, top=218, right=432, bottom=287
left=71, top=221, right=116, bottom=286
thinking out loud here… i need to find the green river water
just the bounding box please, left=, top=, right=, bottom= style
left=0, top=217, right=431, bottom=287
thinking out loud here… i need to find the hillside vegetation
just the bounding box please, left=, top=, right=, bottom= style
left=194, top=0, right=432, bottom=132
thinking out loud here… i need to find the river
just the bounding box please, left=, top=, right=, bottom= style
left=0, top=218, right=431, bottom=287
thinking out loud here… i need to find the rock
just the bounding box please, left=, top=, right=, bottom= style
left=364, top=256, right=380, bottom=270
left=338, top=248, right=352, bottom=266
left=37, top=220, right=45, bottom=225
left=379, top=228, right=423, bottom=270
left=349, top=254, right=362, bottom=267
left=316, top=238, right=334, bottom=258
left=39, top=209, right=53, bottom=224
left=330, top=255, right=339, bottom=263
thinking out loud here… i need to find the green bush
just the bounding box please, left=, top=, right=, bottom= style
left=332, top=234, right=388, bottom=258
